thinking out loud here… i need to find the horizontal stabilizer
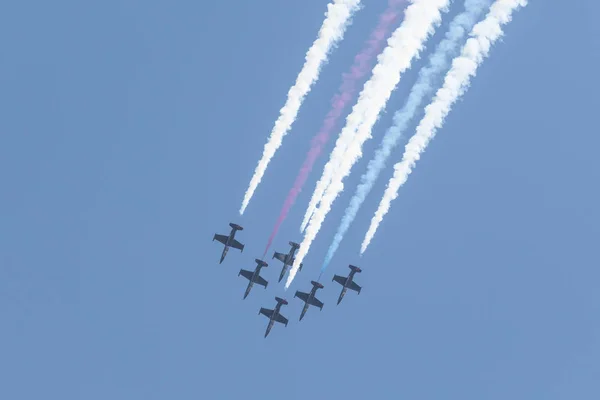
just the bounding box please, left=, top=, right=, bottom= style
left=255, top=258, right=268, bottom=267
left=275, top=297, right=288, bottom=305
left=229, top=223, right=243, bottom=231
left=349, top=264, right=362, bottom=272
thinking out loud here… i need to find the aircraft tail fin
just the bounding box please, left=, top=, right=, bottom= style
left=255, top=258, right=268, bottom=267
left=349, top=264, right=362, bottom=273
left=311, top=280, right=324, bottom=289
left=229, top=223, right=243, bottom=231
left=275, top=296, right=288, bottom=305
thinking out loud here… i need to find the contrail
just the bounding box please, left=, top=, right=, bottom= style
left=322, top=0, right=492, bottom=270
left=361, top=0, right=528, bottom=253
left=240, top=0, right=362, bottom=215
left=263, top=0, right=406, bottom=256
left=287, top=0, right=451, bottom=289
left=300, top=0, right=450, bottom=232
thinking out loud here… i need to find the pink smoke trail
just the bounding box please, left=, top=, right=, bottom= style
left=263, top=0, right=406, bottom=257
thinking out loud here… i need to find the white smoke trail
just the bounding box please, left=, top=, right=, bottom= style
left=323, top=0, right=492, bottom=268
left=239, top=0, right=362, bottom=215
left=288, top=0, right=451, bottom=288
left=299, top=0, right=450, bottom=232
left=361, top=0, right=527, bottom=253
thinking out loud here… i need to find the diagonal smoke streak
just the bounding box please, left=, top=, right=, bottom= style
left=287, top=0, right=451, bottom=289
left=322, top=0, right=492, bottom=270
left=240, top=0, right=362, bottom=215
left=263, top=0, right=406, bottom=256
left=300, top=0, right=450, bottom=232
left=362, top=0, right=528, bottom=253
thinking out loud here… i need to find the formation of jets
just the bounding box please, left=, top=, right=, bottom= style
left=213, top=222, right=364, bottom=337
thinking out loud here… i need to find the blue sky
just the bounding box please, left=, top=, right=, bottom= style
left=1, top=1, right=599, bottom=399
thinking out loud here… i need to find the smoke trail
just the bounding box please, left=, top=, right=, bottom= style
left=362, top=0, right=528, bottom=253
left=322, top=0, right=492, bottom=270
left=239, top=0, right=362, bottom=215
left=287, top=0, right=451, bottom=289
left=263, top=0, right=406, bottom=256
left=299, top=0, right=450, bottom=233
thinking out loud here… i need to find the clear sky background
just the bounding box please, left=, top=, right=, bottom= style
left=1, top=1, right=599, bottom=399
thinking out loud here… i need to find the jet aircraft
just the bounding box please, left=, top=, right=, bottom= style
left=259, top=297, right=289, bottom=338
left=213, top=223, right=244, bottom=264
left=238, top=259, right=269, bottom=299
left=273, top=241, right=303, bottom=282
left=332, top=265, right=362, bottom=305
left=294, top=280, right=324, bottom=321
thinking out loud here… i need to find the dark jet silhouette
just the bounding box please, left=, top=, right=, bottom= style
left=213, top=223, right=244, bottom=263
left=332, top=265, right=362, bottom=305
left=259, top=297, right=289, bottom=338
left=273, top=241, right=303, bottom=282
left=238, top=259, right=269, bottom=299
left=294, top=280, right=324, bottom=321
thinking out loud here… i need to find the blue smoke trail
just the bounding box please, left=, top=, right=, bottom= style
left=322, top=0, right=492, bottom=271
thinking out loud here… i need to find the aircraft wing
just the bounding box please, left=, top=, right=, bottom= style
left=259, top=308, right=273, bottom=319
left=349, top=281, right=361, bottom=293
left=254, top=275, right=268, bottom=288
left=333, top=275, right=347, bottom=286
left=275, top=314, right=288, bottom=326
left=295, top=291, right=309, bottom=303
left=309, top=297, right=324, bottom=309
left=230, top=239, right=244, bottom=251
left=213, top=234, right=228, bottom=245
left=273, top=252, right=287, bottom=264
left=239, top=269, right=253, bottom=281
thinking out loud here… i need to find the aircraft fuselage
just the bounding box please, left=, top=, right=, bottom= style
left=337, top=271, right=356, bottom=304
left=219, top=228, right=237, bottom=263
left=299, top=287, right=319, bottom=320
left=242, top=264, right=265, bottom=299
left=265, top=305, right=283, bottom=337
left=278, top=248, right=297, bottom=280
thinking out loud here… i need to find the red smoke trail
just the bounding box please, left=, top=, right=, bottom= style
left=263, top=0, right=406, bottom=256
